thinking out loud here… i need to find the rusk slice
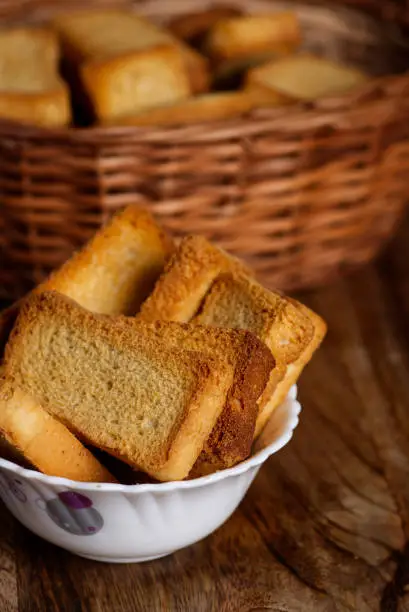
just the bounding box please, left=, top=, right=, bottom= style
left=40, top=204, right=173, bottom=315
left=245, top=54, right=368, bottom=102
left=139, top=235, right=250, bottom=323
left=194, top=273, right=325, bottom=436
left=209, top=12, right=300, bottom=89
left=188, top=326, right=274, bottom=476
left=113, top=319, right=275, bottom=475
left=269, top=298, right=326, bottom=414
left=0, top=378, right=115, bottom=482
left=0, top=27, right=70, bottom=126
left=52, top=9, right=210, bottom=98
left=2, top=205, right=173, bottom=325
left=4, top=292, right=233, bottom=481
left=81, top=45, right=191, bottom=121
left=206, top=12, right=301, bottom=63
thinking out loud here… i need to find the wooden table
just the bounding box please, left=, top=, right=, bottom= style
left=3, top=219, right=409, bottom=612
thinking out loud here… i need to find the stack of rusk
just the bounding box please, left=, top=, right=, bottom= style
left=0, top=7, right=367, bottom=127
left=0, top=205, right=326, bottom=483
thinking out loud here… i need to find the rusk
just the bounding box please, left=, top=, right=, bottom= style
left=245, top=54, right=368, bottom=102
left=52, top=9, right=210, bottom=101
left=81, top=45, right=191, bottom=121
left=1, top=304, right=114, bottom=480
left=40, top=205, right=173, bottom=315
left=206, top=12, right=301, bottom=63
left=4, top=292, right=233, bottom=481
left=139, top=235, right=251, bottom=323
left=0, top=378, right=116, bottom=482
left=1, top=205, right=173, bottom=332
left=0, top=27, right=70, bottom=126
left=194, top=273, right=325, bottom=435
left=113, top=319, right=275, bottom=475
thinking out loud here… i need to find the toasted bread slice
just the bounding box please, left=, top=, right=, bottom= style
left=168, top=6, right=242, bottom=46
left=0, top=378, right=116, bottom=482
left=0, top=89, right=70, bottom=128
left=255, top=299, right=326, bottom=436
left=2, top=206, right=173, bottom=326
left=40, top=205, right=173, bottom=315
left=81, top=45, right=190, bottom=121
left=4, top=292, right=233, bottom=481
left=139, top=235, right=251, bottom=323
left=245, top=54, right=368, bottom=102
left=113, top=319, right=274, bottom=475
left=206, top=12, right=301, bottom=63
left=0, top=27, right=70, bottom=126
left=194, top=274, right=325, bottom=435
left=109, top=92, right=255, bottom=126
left=52, top=9, right=210, bottom=98
left=189, top=327, right=274, bottom=476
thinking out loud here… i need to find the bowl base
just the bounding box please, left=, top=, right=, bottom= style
left=75, top=551, right=171, bottom=564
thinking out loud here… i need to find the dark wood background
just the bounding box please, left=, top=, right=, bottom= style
left=3, top=215, right=409, bottom=611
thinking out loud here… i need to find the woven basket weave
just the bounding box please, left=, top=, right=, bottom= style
left=1, top=0, right=409, bottom=300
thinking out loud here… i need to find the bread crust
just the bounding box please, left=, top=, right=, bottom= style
left=254, top=298, right=326, bottom=436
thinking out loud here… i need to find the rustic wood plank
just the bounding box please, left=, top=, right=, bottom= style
left=0, top=504, right=18, bottom=612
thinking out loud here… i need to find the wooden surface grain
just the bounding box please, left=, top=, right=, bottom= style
left=3, top=218, right=409, bottom=611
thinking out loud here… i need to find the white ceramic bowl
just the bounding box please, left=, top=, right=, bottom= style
left=0, top=387, right=300, bottom=563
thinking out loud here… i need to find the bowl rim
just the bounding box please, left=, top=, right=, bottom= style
left=0, top=387, right=300, bottom=494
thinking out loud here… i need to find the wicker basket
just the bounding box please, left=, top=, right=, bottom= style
left=1, top=0, right=409, bottom=301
